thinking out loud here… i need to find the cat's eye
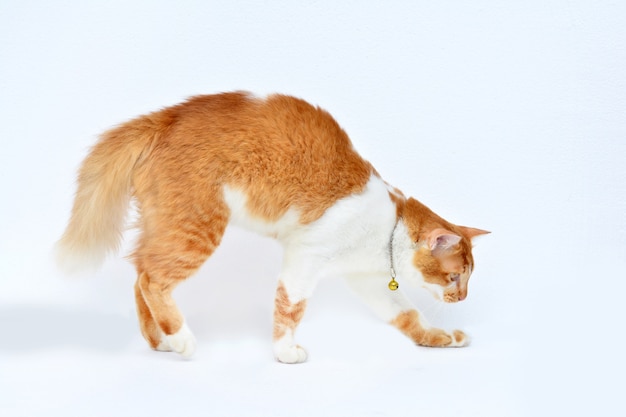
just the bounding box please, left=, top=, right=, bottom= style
left=449, top=273, right=460, bottom=283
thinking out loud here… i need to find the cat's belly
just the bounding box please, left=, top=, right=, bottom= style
left=222, top=175, right=396, bottom=257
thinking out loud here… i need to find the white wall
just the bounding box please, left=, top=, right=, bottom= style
left=1, top=1, right=624, bottom=416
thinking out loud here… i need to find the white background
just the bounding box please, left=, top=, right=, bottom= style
left=1, top=1, right=625, bottom=416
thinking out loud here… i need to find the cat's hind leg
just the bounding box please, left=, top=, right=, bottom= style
left=136, top=270, right=197, bottom=357
left=133, top=198, right=230, bottom=358
left=134, top=276, right=171, bottom=352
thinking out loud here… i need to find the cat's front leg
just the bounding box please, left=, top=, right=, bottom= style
left=272, top=246, right=328, bottom=363
left=391, top=309, right=469, bottom=348
left=345, top=275, right=469, bottom=348
left=272, top=281, right=308, bottom=363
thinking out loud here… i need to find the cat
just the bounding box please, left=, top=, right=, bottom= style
left=56, top=92, right=489, bottom=363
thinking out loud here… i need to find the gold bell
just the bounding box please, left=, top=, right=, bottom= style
left=388, top=278, right=399, bottom=291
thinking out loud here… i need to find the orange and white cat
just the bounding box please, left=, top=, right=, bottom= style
left=57, top=92, right=488, bottom=363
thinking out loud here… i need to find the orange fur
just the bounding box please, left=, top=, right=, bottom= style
left=134, top=279, right=162, bottom=349
left=386, top=181, right=406, bottom=218
left=391, top=310, right=467, bottom=347
left=57, top=91, right=487, bottom=357
left=273, top=282, right=308, bottom=341
left=399, top=197, right=488, bottom=302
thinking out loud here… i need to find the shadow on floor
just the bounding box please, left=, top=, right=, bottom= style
left=0, top=306, right=136, bottom=353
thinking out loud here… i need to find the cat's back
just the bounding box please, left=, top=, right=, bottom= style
left=171, top=92, right=356, bottom=154
left=138, top=92, right=374, bottom=225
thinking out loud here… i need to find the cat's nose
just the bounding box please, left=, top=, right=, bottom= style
left=456, top=282, right=468, bottom=301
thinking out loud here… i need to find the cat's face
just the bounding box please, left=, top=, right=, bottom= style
left=412, top=233, right=475, bottom=303
left=401, top=198, right=488, bottom=303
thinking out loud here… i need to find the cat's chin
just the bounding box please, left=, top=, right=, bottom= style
left=443, top=295, right=463, bottom=303
left=421, top=285, right=466, bottom=303
left=421, top=285, right=443, bottom=302
left=443, top=288, right=467, bottom=303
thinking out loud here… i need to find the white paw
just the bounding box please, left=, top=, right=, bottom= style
left=274, top=344, right=308, bottom=364
left=154, top=337, right=172, bottom=352
left=166, top=323, right=197, bottom=358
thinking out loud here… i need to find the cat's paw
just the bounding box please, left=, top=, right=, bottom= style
left=154, top=337, right=173, bottom=352
left=274, top=344, right=308, bottom=364
left=448, top=330, right=470, bottom=347
left=417, top=328, right=470, bottom=348
left=165, top=323, right=196, bottom=358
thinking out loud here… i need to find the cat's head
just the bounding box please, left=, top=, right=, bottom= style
left=401, top=198, right=489, bottom=303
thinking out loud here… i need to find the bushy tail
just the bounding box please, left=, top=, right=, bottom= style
left=56, top=115, right=161, bottom=273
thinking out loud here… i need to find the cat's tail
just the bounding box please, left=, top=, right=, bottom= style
left=56, top=114, right=163, bottom=274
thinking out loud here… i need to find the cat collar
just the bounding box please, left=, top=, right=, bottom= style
left=388, top=219, right=400, bottom=291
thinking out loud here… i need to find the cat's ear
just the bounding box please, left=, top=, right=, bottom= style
left=426, top=228, right=462, bottom=251
left=458, top=226, right=491, bottom=240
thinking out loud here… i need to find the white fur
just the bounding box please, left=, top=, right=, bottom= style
left=222, top=174, right=464, bottom=360
left=223, top=185, right=302, bottom=239
left=450, top=334, right=470, bottom=347
left=224, top=176, right=400, bottom=300
left=166, top=322, right=196, bottom=358
left=54, top=238, right=110, bottom=275
left=223, top=175, right=433, bottom=358
left=273, top=330, right=308, bottom=364
left=155, top=338, right=172, bottom=352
